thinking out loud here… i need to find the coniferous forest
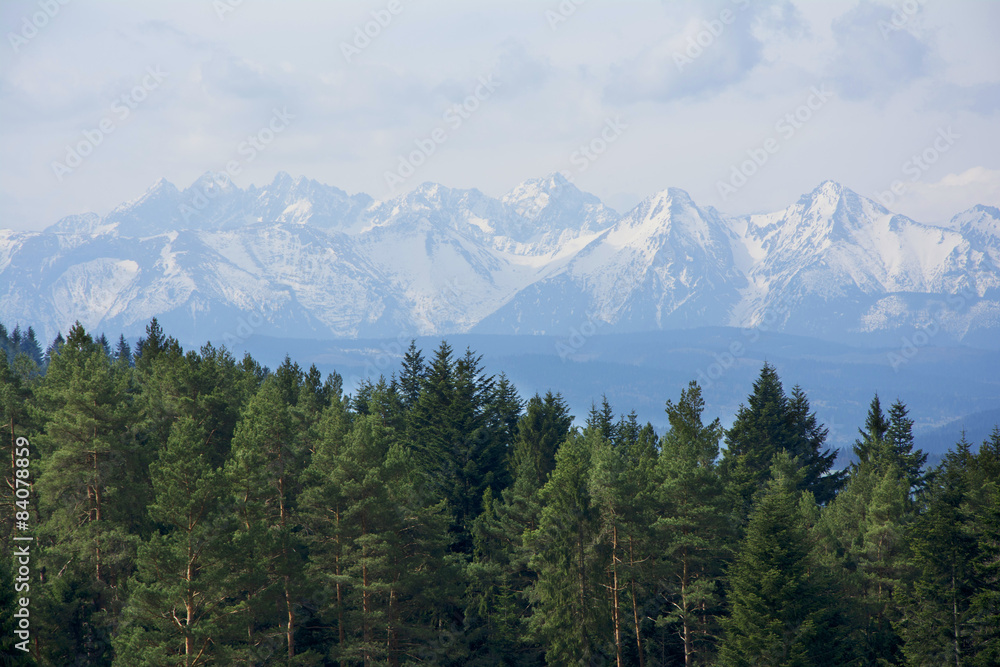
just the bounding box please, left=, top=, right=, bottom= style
left=2, top=318, right=999, bottom=666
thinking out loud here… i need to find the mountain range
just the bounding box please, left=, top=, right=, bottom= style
left=2, top=172, right=999, bottom=348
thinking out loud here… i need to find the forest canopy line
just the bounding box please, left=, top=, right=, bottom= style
left=1, top=318, right=999, bottom=666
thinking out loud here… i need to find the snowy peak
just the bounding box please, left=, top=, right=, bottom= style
left=501, top=173, right=618, bottom=239
left=5, top=176, right=1000, bottom=344
left=953, top=204, right=1000, bottom=238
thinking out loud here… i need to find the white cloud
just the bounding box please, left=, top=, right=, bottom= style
left=893, top=167, right=1000, bottom=223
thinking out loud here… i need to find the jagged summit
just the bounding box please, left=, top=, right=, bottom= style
left=5, top=176, right=999, bottom=344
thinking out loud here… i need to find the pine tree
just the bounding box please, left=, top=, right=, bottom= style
left=589, top=405, right=659, bottom=667
left=225, top=377, right=309, bottom=661
left=815, top=456, right=911, bottom=666
left=33, top=323, right=144, bottom=665
left=114, top=416, right=237, bottom=665
left=720, top=452, right=843, bottom=667
left=466, top=394, right=562, bottom=665
left=0, top=358, right=33, bottom=547
left=655, top=381, right=730, bottom=666
left=303, top=412, right=458, bottom=664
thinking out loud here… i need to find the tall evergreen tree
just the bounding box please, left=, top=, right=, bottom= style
left=590, top=407, right=658, bottom=667
left=114, top=417, right=237, bottom=665
left=720, top=364, right=796, bottom=526
left=399, top=340, right=426, bottom=410
left=655, top=382, right=730, bottom=666
left=786, top=385, right=845, bottom=504
left=898, top=436, right=978, bottom=666
left=510, top=391, right=573, bottom=490
left=885, top=399, right=928, bottom=495
left=526, top=429, right=611, bottom=665
left=720, top=452, right=844, bottom=666
left=225, top=376, right=310, bottom=661
left=33, top=323, right=145, bottom=665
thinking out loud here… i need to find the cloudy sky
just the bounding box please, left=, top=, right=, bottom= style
left=2, top=0, right=998, bottom=231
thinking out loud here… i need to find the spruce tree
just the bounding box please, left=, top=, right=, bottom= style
left=720, top=363, right=796, bottom=526
left=854, top=394, right=890, bottom=467
left=786, top=385, right=845, bottom=504
left=885, top=399, right=928, bottom=495
left=720, top=452, right=843, bottom=667
left=399, top=340, right=426, bottom=410
left=510, top=391, right=573, bottom=489
left=526, top=429, right=611, bottom=664
left=968, top=428, right=1000, bottom=665
left=898, top=436, right=978, bottom=665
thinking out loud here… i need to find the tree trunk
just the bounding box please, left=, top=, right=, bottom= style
left=682, top=544, right=693, bottom=667
left=629, top=537, right=645, bottom=667
left=612, top=524, right=623, bottom=667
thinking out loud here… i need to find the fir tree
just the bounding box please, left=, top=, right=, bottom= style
left=114, top=334, right=133, bottom=366
left=786, top=385, right=845, bottom=504
left=855, top=394, right=891, bottom=466
left=885, top=399, right=928, bottom=495
left=22, top=326, right=44, bottom=368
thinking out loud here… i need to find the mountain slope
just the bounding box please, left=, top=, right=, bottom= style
left=2, top=175, right=999, bottom=347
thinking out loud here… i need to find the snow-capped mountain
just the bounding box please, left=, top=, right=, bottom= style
left=1, top=173, right=998, bottom=346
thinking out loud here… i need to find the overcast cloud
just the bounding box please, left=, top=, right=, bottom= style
left=1, top=0, right=998, bottom=230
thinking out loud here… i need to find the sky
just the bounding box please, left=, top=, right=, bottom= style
left=1, top=0, right=998, bottom=232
